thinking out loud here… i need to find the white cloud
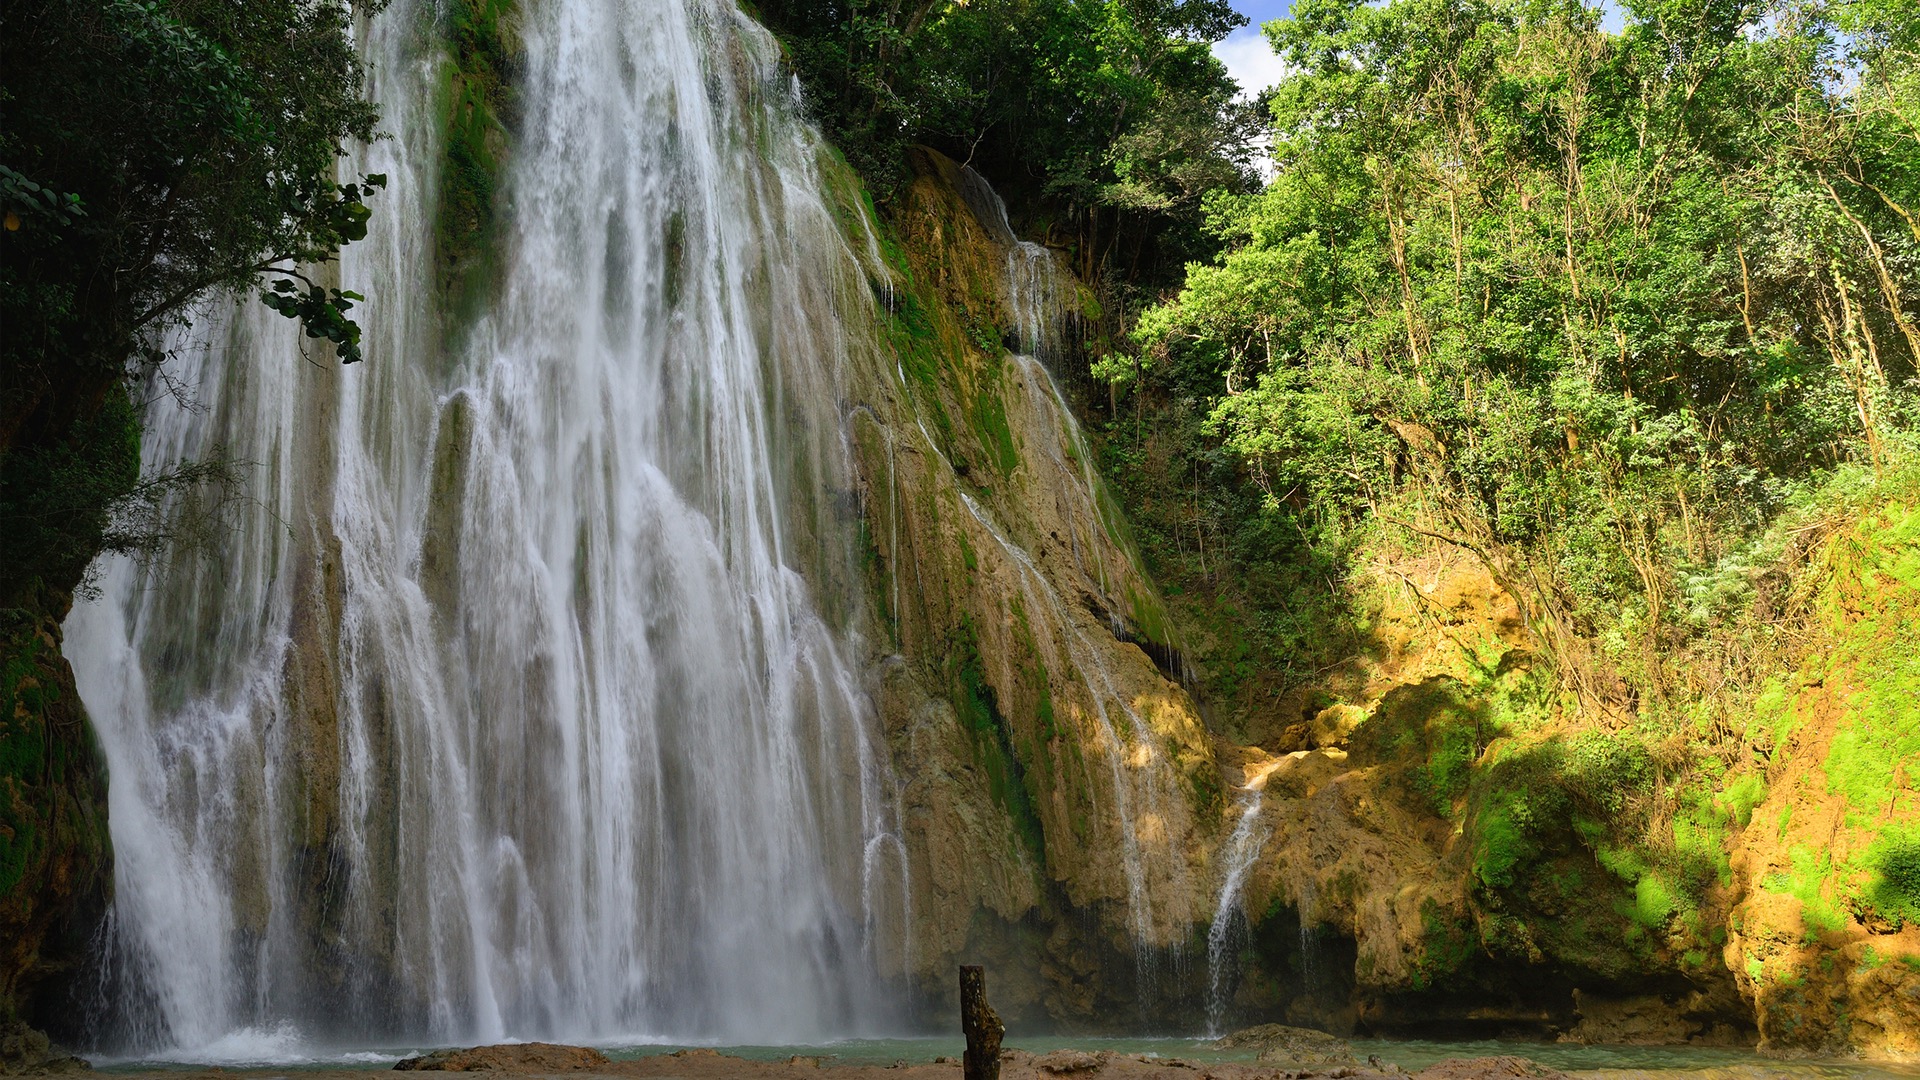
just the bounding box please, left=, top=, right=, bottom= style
left=1212, top=25, right=1288, bottom=101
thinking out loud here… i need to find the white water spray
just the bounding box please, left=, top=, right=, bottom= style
left=69, top=0, right=907, bottom=1054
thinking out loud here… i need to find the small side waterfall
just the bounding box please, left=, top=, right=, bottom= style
left=1007, top=242, right=1074, bottom=365
left=981, top=216, right=1199, bottom=1002
left=68, top=0, right=908, bottom=1054
left=1205, top=789, right=1268, bottom=1035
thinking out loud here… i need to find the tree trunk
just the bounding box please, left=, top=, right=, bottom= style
left=960, top=965, right=1004, bottom=1080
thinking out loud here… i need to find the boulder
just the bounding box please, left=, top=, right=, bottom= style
left=392, top=1042, right=610, bottom=1072
left=1212, top=1024, right=1355, bottom=1066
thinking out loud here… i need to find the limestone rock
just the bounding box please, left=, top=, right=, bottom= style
left=1214, top=1024, right=1355, bottom=1066
left=1563, top=989, right=1739, bottom=1046
left=1309, top=705, right=1368, bottom=749
left=1032, top=1050, right=1107, bottom=1074
left=392, top=1042, right=610, bottom=1071
left=861, top=146, right=1223, bottom=1023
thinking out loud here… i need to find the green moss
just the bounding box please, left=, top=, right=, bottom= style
left=970, top=375, right=1020, bottom=477
left=1720, top=773, right=1768, bottom=827
left=1764, top=845, right=1848, bottom=938
left=436, top=0, right=519, bottom=318
left=949, top=619, right=1046, bottom=862
left=884, top=289, right=958, bottom=450
left=1814, top=503, right=1920, bottom=824
left=1348, top=676, right=1490, bottom=816
left=1411, top=898, right=1475, bottom=990
left=1, top=625, right=50, bottom=895
left=1597, top=843, right=1647, bottom=884
left=1632, top=873, right=1678, bottom=928
left=1471, top=787, right=1539, bottom=890
left=1035, top=666, right=1058, bottom=741
left=1186, top=764, right=1225, bottom=820
left=1864, top=825, right=1920, bottom=927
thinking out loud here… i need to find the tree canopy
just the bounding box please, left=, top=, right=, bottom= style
left=0, top=0, right=384, bottom=603
left=759, top=0, right=1261, bottom=285
left=1112, top=0, right=1920, bottom=708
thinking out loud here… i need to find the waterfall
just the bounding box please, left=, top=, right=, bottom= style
left=1006, top=244, right=1074, bottom=366
left=1204, top=790, right=1268, bottom=1036
left=66, top=0, right=907, bottom=1055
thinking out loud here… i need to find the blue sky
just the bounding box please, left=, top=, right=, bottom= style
left=1212, top=0, right=1292, bottom=100
left=1211, top=0, right=1628, bottom=99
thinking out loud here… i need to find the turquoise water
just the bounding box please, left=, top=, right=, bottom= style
left=96, top=1034, right=1920, bottom=1077
left=613, top=1037, right=1920, bottom=1078
left=618, top=1037, right=1920, bottom=1076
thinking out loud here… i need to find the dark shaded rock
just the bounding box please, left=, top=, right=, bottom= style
left=0, top=1020, right=88, bottom=1075
left=0, top=610, right=112, bottom=1029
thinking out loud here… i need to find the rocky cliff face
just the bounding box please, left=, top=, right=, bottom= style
left=837, top=146, right=1230, bottom=1027
left=1186, top=523, right=1920, bottom=1056
left=0, top=604, right=112, bottom=1027
left=8, top=3, right=1914, bottom=1053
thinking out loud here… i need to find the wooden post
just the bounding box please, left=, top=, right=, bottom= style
left=959, top=965, right=1003, bottom=1080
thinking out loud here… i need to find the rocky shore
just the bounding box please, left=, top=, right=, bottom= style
left=16, top=1030, right=1917, bottom=1080
left=38, top=1045, right=1909, bottom=1080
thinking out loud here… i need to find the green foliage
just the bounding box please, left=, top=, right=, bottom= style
left=1124, top=0, right=1920, bottom=713
left=1816, top=502, right=1920, bottom=824
left=1864, top=827, right=1920, bottom=927
left=2, top=0, right=386, bottom=381
left=1, top=0, right=385, bottom=604
left=0, top=389, right=141, bottom=602
left=759, top=0, right=1258, bottom=286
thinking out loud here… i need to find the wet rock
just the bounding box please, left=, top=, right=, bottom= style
left=1213, top=1024, right=1355, bottom=1066
left=869, top=146, right=1221, bottom=1026
left=0, top=1021, right=88, bottom=1075
left=1563, top=989, right=1741, bottom=1046
left=0, top=613, right=113, bottom=1029
left=392, top=1042, right=611, bottom=1071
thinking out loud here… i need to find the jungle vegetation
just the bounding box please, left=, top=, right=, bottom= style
left=0, top=0, right=385, bottom=607
left=756, top=0, right=1264, bottom=291
left=1097, top=0, right=1920, bottom=968
left=1109, top=0, right=1920, bottom=716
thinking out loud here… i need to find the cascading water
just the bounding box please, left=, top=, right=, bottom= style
left=1205, top=790, right=1269, bottom=1036
left=970, top=218, right=1198, bottom=1003
left=67, top=0, right=908, bottom=1055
